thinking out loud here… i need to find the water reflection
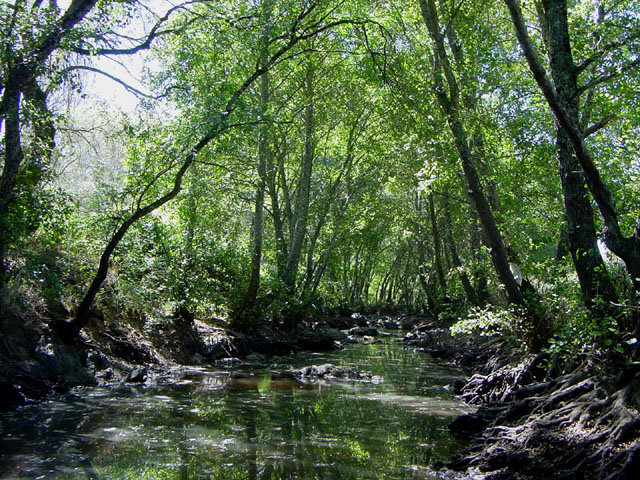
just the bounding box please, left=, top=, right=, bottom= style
left=0, top=334, right=473, bottom=479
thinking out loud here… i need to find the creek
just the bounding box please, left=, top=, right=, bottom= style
left=0, top=332, right=473, bottom=479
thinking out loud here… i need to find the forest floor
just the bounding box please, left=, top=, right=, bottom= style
left=400, top=324, right=640, bottom=480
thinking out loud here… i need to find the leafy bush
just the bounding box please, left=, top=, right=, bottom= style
left=451, top=306, right=518, bottom=337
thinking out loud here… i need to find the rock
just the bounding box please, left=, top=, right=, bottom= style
left=203, top=334, right=239, bottom=358
left=86, top=351, right=110, bottom=371
left=362, top=336, right=377, bottom=344
left=35, top=340, right=94, bottom=386
left=448, top=408, right=495, bottom=433
left=126, top=367, right=147, bottom=383
left=350, top=313, right=369, bottom=327
left=296, top=332, right=336, bottom=352
left=215, top=357, right=241, bottom=367
left=324, top=328, right=348, bottom=341
left=348, top=326, right=378, bottom=336
left=383, top=320, right=399, bottom=329
left=345, top=336, right=359, bottom=343
left=95, top=368, right=114, bottom=382
left=291, top=363, right=383, bottom=383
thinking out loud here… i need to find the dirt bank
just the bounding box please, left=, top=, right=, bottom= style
left=400, top=325, right=640, bottom=480
left=0, top=310, right=382, bottom=411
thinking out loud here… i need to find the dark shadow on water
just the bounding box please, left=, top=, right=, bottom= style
left=0, top=334, right=473, bottom=479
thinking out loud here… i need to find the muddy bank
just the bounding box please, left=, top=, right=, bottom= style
left=400, top=325, right=640, bottom=479
left=0, top=310, right=428, bottom=411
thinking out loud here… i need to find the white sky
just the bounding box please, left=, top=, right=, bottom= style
left=80, top=0, right=179, bottom=114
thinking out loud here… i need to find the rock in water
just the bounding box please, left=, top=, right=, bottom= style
left=126, top=367, right=147, bottom=383
left=291, top=363, right=383, bottom=383
left=348, top=326, right=378, bottom=336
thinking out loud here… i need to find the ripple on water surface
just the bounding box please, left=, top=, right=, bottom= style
left=0, top=333, right=474, bottom=479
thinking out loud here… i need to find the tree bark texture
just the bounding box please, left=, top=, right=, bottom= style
left=420, top=0, right=547, bottom=350
left=419, top=0, right=527, bottom=310
left=236, top=2, right=273, bottom=322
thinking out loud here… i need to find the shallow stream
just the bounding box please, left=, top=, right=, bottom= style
left=0, top=333, right=473, bottom=479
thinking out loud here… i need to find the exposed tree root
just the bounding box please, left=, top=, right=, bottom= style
left=448, top=358, right=640, bottom=479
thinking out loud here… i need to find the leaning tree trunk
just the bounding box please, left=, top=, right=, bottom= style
left=504, top=0, right=640, bottom=296
left=420, top=0, right=547, bottom=351
left=538, top=0, right=618, bottom=313
left=56, top=8, right=343, bottom=339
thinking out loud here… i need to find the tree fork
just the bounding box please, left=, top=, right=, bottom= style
left=504, top=0, right=640, bottom=294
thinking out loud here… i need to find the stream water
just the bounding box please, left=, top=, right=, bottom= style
left=0, top=333, right=473, bottom=479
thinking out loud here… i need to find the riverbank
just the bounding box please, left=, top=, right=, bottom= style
left=400, top=323, right=640, bottom=480
left=0, top=309, right=427, bottom=411
left=0, top=318, right=470, bottom=479
left=4, top=310, right=638, bottom=479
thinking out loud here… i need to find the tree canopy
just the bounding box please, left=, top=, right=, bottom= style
left=2, top=0, right=640, bottom=357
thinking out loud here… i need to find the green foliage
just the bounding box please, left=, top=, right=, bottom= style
left=451, top=306, right=519, bottom=338
left=2, top=0, right=639, bottom=363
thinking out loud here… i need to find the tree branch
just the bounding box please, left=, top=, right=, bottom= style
left=70, top=1, right=202, bottom=56
left=61, top=65, right=170, bottom=99
left=578, top=58, right=640, bottom=95
left=583, top=113, right=616, bottom=138
left=576, top=26, right=640, bottom=75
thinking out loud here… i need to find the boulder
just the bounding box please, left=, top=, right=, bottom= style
left=383, top=320, right=399, bottom=329
left=351, top=313, right=369, bottom=327
left=86, top=351, right=110, bottom=371
left=348, top=326, right=379, bottom=336
left=126, top=367, right=147, bottom=383
left=215, top=357, right=242, bottom=367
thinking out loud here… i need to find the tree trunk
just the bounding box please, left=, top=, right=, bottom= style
left=444, top=197, right=479, bottom=305
left=0, top=0, right=100, bottom=286
left=235, top=4, right=272, bottom=324
left=539, top=0, right=618, bottom=312
left=428, top=193, right=447, bottom=292
left=420, top=0, right=547, bottom=351
left=505, top=0, right=640, bottom=295
left=266, top=148, right=289, bottom=277
left=282, top=59, right=315, bottom=292
left=0, top=85, right=25, bottom=284
left=471, top=220, right=490, bottom=303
